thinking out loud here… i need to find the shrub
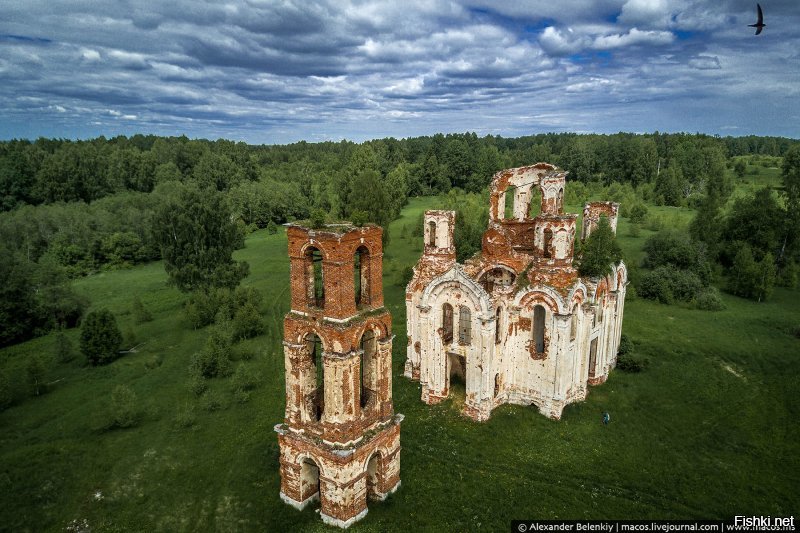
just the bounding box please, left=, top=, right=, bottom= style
left=184, top=289, right=225, bottom=329
left=628, top=203, right=648, bottom=224
left=400, top=266, right=414, bottom=288
left=189, top=326, right=233, bottom=378
left=351, top=210, right=369, bottom=226
left=232, top=364, right=260, bottom=394
left=695, top=287, right=725, bottom=311
left=174, top=404, right=197, bottom=429
left=187, top=372, right=208, bottom=396
left=232, top=303, right=264, bottom=341
left=617, top=352, right=650, bottom=373
left=266, top=220, right=278, bottom=234
left=637, top=268, right=674, bottom=304
left=54, top=330, right=75, bottom=363
left=643, top=230, right=711, bottom=283
left=310, top=209, right=326, bottom=229
left=80, top=309, right=123, bottom=365
left=790, top=325, right=800, bottom=339
left=637, top=265, right=704, bottom=304
left=201, top=389, right=226, bottom=412
left=26, top=354, right=49, bottom=396
left=110, top=385, right=138, bottom=428
left=132, top=296, right=153, bottom=324
left=617, top=334, right=633, bottom=356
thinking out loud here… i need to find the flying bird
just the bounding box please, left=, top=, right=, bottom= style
left=748, top=3, right=766, bottom=35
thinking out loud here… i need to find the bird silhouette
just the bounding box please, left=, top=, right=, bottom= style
left=748, top=3, right=765, bottom=35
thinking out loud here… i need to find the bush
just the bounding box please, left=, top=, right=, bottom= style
left=400, top=266, right=414, bottom=288
left=232, top=364, right=260, bottom=394
left=80, top=309, right=123, bottom=365
left=617, top=352, right=650, bottom=372
left=110, top=385, right=138, bottom=428
left=201, top=389, right=226, bottom=412
left=174, top=404, right=197, bottom=429
left=628, top=203, right=648, bottom=224
left=232, top=303, right=264, bottom=341
left=310, top=209, right=326, bottom=228
left=695, top=287, right=725, bottom=311
left=617, top=334, right=633, bottom=356
left=351, top=210, right=369, bottom=226
left=790, top=325, right=800, bottom=339
left=132, top=296, right=153, bottom=324
left=643, top=230, right=712, bottom=284
left=637, top=265, right=704, bottom=304
left=187, top=372, right=208, bottom=396
left=26, top=354, right=50, bottom=396
left=189, top=326, right=233, bottom=378
left=184, top=289, right=228, bottom=329
left=53, top=330, right=75, bottom=363
left=266, top=220, right=278, bottom=234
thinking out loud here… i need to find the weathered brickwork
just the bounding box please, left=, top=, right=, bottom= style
left=278, top=223, right=401, bottom=528
left=406, top=164, right=628, bottom=421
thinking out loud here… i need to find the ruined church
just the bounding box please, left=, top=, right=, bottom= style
left=405, top=163, right=628, bottom=421
left=275, top=222, right=401, bottom=528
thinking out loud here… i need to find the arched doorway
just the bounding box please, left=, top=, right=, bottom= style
left=365, top=453, right=383, bottom=501
left=299, top=457, right=321, bottom=504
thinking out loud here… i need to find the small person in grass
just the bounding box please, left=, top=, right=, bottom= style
left=602, top=412, right=610, bottom=425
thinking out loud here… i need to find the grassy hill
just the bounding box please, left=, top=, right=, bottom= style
left=1, top=192, right=799, bottom=532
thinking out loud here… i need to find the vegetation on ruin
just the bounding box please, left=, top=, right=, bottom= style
left=1, top=150, right=799, bottom=529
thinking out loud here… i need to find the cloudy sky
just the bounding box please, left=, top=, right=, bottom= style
left=1, top=0, right=798, bottom=144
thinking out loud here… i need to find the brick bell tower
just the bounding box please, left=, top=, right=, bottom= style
left=275, top=222, right=402, bottom=528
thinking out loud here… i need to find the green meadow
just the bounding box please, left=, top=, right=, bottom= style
left=2, top=191, right=799, bottom=531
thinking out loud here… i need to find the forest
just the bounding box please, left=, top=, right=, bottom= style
left=1, top=131, right=799, bottom=349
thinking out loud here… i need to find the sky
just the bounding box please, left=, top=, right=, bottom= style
left=1, top=0, right=798, bottom=145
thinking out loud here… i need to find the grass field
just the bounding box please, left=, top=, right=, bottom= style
left=2, top=190, right=799, bottom=531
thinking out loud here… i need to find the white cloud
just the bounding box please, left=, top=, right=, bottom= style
left=688, top=55, right=721, bottom=70
left=592, top=28, right=674, bottom=49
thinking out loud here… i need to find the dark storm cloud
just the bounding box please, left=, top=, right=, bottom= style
left=0, top=0, right=797, bottom=143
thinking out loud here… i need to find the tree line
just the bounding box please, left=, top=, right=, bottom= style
left=1, top=132, right=799, bottom=348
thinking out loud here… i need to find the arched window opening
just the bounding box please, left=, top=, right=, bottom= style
left=504, top=187, right=515, bottom=219
left=494, top=373, right=501, bottom=398
left=442, top=303, right=454, bottom=344
left=480, top=268, right=516, bottom=293
left=528, top=187, right=542, bottom=218
left=305, top=333, right=324, bottom=421
left=495, top=307, right=502, bottom=344
left=428, top=221, right=437, bottom=247
left=543, top=228, right=553, bottom=259
left=557, top=188, right=564, bottom=213
left=354, top=246, right=371, bottom=308
left=533, top=305, right=546, bottom=354
left=598, top=299, right=604, bottom=323
left=306, top=247, right=325, bottom=308
left=458, top=306, right=471, bottom=345
left=588, top=338, right=598, bottom=378
left=570, top=305, right=578, bottom=342
left=360, top=329, right=377, bottom=409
